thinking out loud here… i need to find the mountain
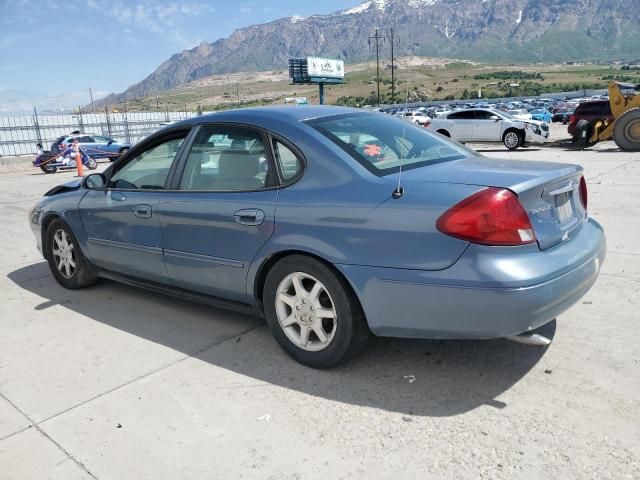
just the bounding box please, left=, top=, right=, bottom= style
left=103, top=0, right=640, bottom=104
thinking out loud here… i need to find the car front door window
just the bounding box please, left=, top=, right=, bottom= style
left=109, top=136, right=185, bottom=190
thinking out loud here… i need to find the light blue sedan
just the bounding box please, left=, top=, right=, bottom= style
left=29, top=107, right=605, bottom=367
left=530, top=108, right=553, bottom=123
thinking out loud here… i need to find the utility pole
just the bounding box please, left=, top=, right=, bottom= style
left=369, top=28, right=383, bottom=105
left=236, top=83, right=240, bottom=108
left=388, top=28, right=398, bottom=103
left=89, top=88, right=95, bottom=113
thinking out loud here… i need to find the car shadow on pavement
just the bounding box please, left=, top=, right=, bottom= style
left=474, top=148, right=543, bottom=153
left=8, top=262, right=553, bottom=418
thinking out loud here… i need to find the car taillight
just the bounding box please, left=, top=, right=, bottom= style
left=579, top=176, right=588, bottom=210
left=569, top=115, right=576, bottom=124
left=424, top=120, right=431, bottom=128
left=436, top=188, right=536, bottom=246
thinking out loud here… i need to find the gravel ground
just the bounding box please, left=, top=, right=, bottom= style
left=0, top=123, right=638, bottom=479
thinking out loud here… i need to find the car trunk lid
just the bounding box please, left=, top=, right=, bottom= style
left=395, top=156, right=587, bottom=250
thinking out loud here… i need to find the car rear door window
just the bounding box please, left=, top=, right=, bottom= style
left=448, top=111, right=474, bottom=120
left=179, top=126, right=273, bottom=191
left=78, top=136, right=93, bottom=143
left=109, top=135, right=186, bottom=190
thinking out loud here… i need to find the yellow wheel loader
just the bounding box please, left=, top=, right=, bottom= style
left=577, top=81, right=640, bottom=151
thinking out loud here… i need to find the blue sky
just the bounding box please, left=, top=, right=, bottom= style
left=0, top=0, right=358, bottom=112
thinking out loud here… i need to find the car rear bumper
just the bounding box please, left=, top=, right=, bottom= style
left=336, top=218, right=606, bottom=339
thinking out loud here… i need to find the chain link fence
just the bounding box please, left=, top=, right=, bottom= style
left=0, top=109, right=200, bottom=156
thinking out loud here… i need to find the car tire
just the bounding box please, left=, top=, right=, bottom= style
left=613, top=108, right=640, bottom=152
left=86, top=158, right=98, bottom=170
left=46, top=219, right=97, bottom=289
left=111, top=147, right=129, bottom=162
left=263, top=255, right=369, bottom=368
left=573, top=119, right=592, bottom=148
left=503, top=130, right=522, bottom=150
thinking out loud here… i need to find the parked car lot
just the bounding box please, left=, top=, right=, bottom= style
left=1, top=121, right=638, bottom=479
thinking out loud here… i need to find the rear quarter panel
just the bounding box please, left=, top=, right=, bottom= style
left=246, top=120, right=477, bottom=298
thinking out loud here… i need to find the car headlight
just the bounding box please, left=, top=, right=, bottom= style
left=525, top=124, right=541, bottom=134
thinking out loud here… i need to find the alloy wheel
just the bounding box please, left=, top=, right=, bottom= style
left=505, top=132, right=520, bottom=149
left=275, top=272, right=338, bottom=352
left=52, top=229, right=76, bottom=279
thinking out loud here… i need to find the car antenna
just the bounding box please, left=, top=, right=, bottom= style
left=393, top=31, right=414, bottom=200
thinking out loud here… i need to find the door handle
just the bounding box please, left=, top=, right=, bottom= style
left=133, top=204, right=152, bottom=219
left=233, top=209, right=265, bottom=226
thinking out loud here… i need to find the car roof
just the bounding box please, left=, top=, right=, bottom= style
left=173, top=106, right=363, bottom=128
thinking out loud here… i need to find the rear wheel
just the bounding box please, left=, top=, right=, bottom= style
left=111, top=147, right=129, bottom=162
left=436, top=129, right=450, bottom=137
left=40, top=164, right=57, bottom=174
left=46, top=219, right=97, bottom=289
left=573, top=119, right=591, bottom=148
left=613, top=108, right=640, bottom=152
left=263, top=255, right=368, bottom=368
left=503, top=130, right=522, bottom=150
left=86, top=157, right=97, bottom=170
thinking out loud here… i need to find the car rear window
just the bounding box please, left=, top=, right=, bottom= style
left=577, top=102, right=612, bottom=115
left=307, top=113, right=473, bottom=176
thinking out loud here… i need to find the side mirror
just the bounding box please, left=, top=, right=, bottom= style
left=85, top=173, right=106, bottom=190
left=490, top=115, right=500, bottom=121
left=107, top=140, right=114, bottom=145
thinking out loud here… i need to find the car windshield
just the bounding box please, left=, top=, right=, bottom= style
left=308, top=113, right=473, bottom=175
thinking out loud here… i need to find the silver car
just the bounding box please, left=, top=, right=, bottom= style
left=428, top=108, right=549, bottom=150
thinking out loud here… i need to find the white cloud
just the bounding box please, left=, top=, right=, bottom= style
left=85, top=0, right=215, bottom=46
left=0, top=88, right=109, bottom=114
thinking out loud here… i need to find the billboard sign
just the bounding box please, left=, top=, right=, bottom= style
left=307, top=57, right=344, bottom=79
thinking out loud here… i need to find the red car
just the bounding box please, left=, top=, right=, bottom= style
left=567, top=100, right=613, bottom=136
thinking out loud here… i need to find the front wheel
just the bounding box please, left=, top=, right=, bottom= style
left=46, top=219, right=97, bottom=289
left=86, top=157, right=97, bottom=170
left=263, top=255, right=369, bottom=368
left=613, top=107, right=640, bottom=152
left=503, top=130, right=523, bottom=150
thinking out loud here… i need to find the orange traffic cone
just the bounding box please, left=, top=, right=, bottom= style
left=76, top=150, right=83, bottom=177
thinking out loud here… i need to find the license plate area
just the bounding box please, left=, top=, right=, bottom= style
left=555, top=192, right=574, bottom=224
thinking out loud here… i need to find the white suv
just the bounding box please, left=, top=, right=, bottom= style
left=427, top=108, right=549, bottom=150
left=401, top=111, right=431, bottom=125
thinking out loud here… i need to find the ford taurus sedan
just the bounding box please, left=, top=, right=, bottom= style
left=29, top=106, right=606, bottom=368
